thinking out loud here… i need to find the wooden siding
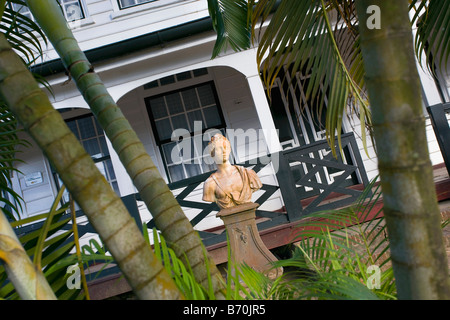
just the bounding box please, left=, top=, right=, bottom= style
left=40, top=0, right=210, bottom=61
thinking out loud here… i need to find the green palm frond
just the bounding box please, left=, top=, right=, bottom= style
left=2, top=0, right=47, bottom=66
left=0, top=104, right=29, bottom=219
left=150, top=227, right=213, bottom=300
left=0, top=1, right=48, bottom=219
left=208, top=0, right=252, bottom=58
left=209, top=0, right=372, bottom=157
left=253, top=0, right=371, bottom=157
left=410, top=0, right=450, bottom=76
left=0, top=188, right=94, bottom=300
left=287, top=177, right=396, bottom=299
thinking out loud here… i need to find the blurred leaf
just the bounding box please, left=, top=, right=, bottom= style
left=410, top=0, right=449, bottom=76
left=2, top=0, right=47, bottom=66
left=208, top=0, right=252, bottom=58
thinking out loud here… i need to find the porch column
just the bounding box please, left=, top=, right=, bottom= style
left=246, top=73, right=282, bottom=155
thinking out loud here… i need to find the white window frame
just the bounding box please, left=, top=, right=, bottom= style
left=144, top=71, right=229, bottom=183
left=110, top=0, right=185, bottom=18
left=117, top=0, right=156, bottom=10
left=59, top=0, right=87, bottom=22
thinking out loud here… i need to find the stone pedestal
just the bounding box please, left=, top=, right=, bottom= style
left=217, top=202, right=282, bottom=279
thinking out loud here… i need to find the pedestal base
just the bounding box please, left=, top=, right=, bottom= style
left=217, top=202, right=282, bottom=279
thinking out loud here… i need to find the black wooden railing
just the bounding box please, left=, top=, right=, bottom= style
left=281, top=132, right=370, bottom=215
left=144, top=132, right=370, bottom=247
left=427, top=102, right=450, bottom=175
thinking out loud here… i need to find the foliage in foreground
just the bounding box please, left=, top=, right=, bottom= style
left=1, top=177, right=401, bottom=300
left=231, top=178, right=397, bottom=300
left=149, top=177, right=397, bottom=300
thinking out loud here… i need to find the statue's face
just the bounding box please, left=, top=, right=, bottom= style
left=210, top=135, right=231, bottom=164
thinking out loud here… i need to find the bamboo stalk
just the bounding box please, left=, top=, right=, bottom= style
left=0, top=208, right=57, bottom=300
left=0, top=34, right=182, bottom=300
left=355, top=0, right=450, bottom=299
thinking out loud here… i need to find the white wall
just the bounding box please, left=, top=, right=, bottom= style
left=10, top=133, right=57, bottom=218
left=38, top=0, right=210, bottom=62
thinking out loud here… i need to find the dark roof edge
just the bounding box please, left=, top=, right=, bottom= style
left=31, top=16, right=214, bottom=77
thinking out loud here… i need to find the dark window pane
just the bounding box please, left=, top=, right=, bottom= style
left=160, top=75, right=176, bottom=86
left=268, top=88, right=296, bottom=143
left=166, top=92, right=184, bottom=114
left=182, top=88, right=200, bottom=111
left=111, top=181, right=120, bottom=194
left=119, top=0, right=153, bottom=9
left=168, top=165, right=185, bottom=182
left=105, top=159, right=116, bottom=180
left=78, top=117, right=96, bottom=139
left=99, top=136, right=110, bottom=156
left=163, top=140, right=192, bottom=165
left=66, top=121, right=79, bottom=139
left=193, top=68, right=208, bottom=77
left=203, top=105, right=222, bottom=128
left=94, top=117, right=104, bottom=136
left=197, top=84, right=215, bottom=106
left=83, top=138, right=101, bottom=158
left=176, top=71, right=192, bottom=81
left=155, top=118, right=172, bottom=141
left=184, top=163, right=201, bottom=177
left=201, top=158, right=217, bottom=173
left=187, top=110, right=204, bottom=130
left=144, top=80, right=159, bottom=90
left=149, top=97, right=167, bottom=119
left=63, top=1, right=84, bottom=21
left=171, top=114, right=188, bottom=131
left=162, top=142, right=177, bottom=165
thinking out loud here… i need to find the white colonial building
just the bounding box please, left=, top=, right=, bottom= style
left=9, top=1, right=449, bottom=252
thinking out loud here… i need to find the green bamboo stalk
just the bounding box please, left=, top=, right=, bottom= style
left=0, top=33, right=182, bottom=300
left=355, top=0, right=450, bottom=299
left=0, top=208, right=57, bottom=300
left=25, top=0, right=225, bottom=299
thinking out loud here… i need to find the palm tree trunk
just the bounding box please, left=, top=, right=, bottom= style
left=355, top=0, right=450, bottom=299
left=0, top=34, right=182, bottom=300
left=25, top=0, right=225, bottom=298
left=0, top=208, right=57, bottom=300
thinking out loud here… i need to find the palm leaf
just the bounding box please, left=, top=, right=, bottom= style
left=0, top=104, right=29, bottom=219
left=410, top=0, right=450, bottom=75
left=0, top=1, right=48, bottom=219
left=253, top=0, right=371, bottom=157
left=2, top=0, right=47, bottom=65
left=288, top=177, right=396, bottom=299
left=208, top=1, right=374, bottom=157
left=0, top=191, right=95, bottom=299
left=151, top=228, right=211, bottom=299
left=208, top=0, right=252, bottom=58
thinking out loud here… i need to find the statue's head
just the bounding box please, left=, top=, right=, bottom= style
left=208, top=133, right=231, bottom=164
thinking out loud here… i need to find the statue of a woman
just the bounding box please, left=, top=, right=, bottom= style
left=202, top=134, right=262, bottom=210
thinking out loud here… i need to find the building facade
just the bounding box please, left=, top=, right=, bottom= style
left=9, top=1, right=449, bottom=244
